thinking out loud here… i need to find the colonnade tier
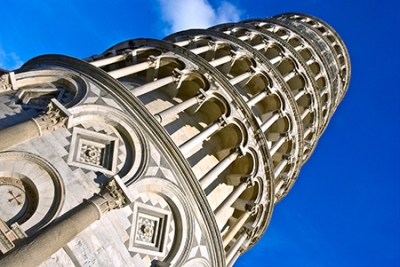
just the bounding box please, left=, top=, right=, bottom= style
left=83, top=12, right=349, bottom=262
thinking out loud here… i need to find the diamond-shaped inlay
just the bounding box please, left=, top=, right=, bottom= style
left=67, top=127, right=119, bottom=174
left=128, top=202, right=171, bottom=257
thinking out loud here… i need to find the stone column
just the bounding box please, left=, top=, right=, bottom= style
left=107, top=59, right=155, bottom=79
left=0, top=99, right=70, bottom=151
left=270, top=134, right=289, bottom=156
left=0, top=176, right=132, bottom=267
left=246, top=90, right=269, bottom=107
left=274, top=158, right=288, bottom=178
left=199, top=148, right=241, bottom=189
left=222, top=206, right=255, bottom=247
left=260, top=111, right=281, bottom=132
left=90, top=53, right=128, bottom=68
left=301, top=107, right=311, bottom=120
left=209, top=55, right=233, bottom=67
left=189, top=46, right=210, bottom=55
left=130, top=69, right=182, bottom=97
left=214, top=178, right=251, bottom=222
left=227, top=249, right=242, bottom=267
left=229, top=71, right=251, bottom=86
left=154, top=89, right=209, bottom=124
left=179, top=115, right=227, bottom=155
left=225, top=233, right=248, bottom=264
left=294, top=89, right=306, bottom=101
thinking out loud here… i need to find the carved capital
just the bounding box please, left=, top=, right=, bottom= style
left=122, top=49, right=134, bottom=62
left=172, top=68, right=183, bottom=84
left=34, top=102, right=68, bottom=131
left=217, top=114, right=229, bottom=129
left=246, top=203, right=258, bottom=215
left=207, top=41, right=217, bottom=51
left=0, top=73, right=12, bottom=92
left=242, top=226, right=256, bottom=239
left=33, top=100, right=69, bottom=132
left=196, top=88, right=208, bottom=102
left=148, top=55, right=158, bottom=68
left=240, top=175, right=253, bottom=187
left=89, top=175, right=132, bottom=217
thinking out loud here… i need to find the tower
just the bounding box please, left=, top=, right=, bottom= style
left=0, top=12, right=350, bottom=267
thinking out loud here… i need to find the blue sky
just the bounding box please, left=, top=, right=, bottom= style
left=1, top=0, right=399, bottom=266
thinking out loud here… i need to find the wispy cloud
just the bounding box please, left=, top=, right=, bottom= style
left=0, top=47, right=23, bottom=71
left=157, top=0, right=242, bottom=34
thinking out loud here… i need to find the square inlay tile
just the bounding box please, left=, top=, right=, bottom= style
left=10, top=88, right=65, bottom=110
left=67, top=127, right=119, bottom=174
left=128, top=202, right=170, bottom=257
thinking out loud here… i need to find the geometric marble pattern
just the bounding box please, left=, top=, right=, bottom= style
left=188, top=220, right=210, bottom=261
left=62, top=124, right=126, bottom=177
left=82, top=85, right=120, bottom=109
left=67, top=127, right=119, bottom=175
left=10, top=87, right=71, bottom=111
left=129, top=201, right=171, bottom=256
left=144, top=143, right=177, bottom=184
left=124, top=192, right=175, bottom=262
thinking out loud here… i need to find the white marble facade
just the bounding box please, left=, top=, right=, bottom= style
left=0, top=13, right=350, bottom=267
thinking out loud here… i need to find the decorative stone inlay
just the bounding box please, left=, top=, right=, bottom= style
left=8, top=70, right=88, bottom=109
left=124, top=178, right=192, bottom=265
left=65, top=105, right=147, bottom=184
left=0, top=177, right=28, bottom=221
left=0, top=176, right=40, bottom=228
left=136, top=215, right=158, bottom=244
left=129, top=201, right=170, bottom=256
left=80, top=143, right=103, bottom=165
left=68, top=127, right=119, bottom=174
left=11, top=88, right=64, bottom=110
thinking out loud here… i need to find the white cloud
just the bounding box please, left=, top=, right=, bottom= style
left=158, top=0, right=242, bottom=34
left=0, top=48, right=23, bottom=71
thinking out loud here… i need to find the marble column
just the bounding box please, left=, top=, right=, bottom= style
left=0, top=99, right=70, bottom=151
left=214, top=179, right=251, bottom=222
left=225, top=233, right=248, bottom=264
left=128, top=68, right=182, bottom=97
left=179, top=115, right=227, bottom=155
left=199, top=149, right=241, bottom=189
left=222, top=209, right=253, bottom=247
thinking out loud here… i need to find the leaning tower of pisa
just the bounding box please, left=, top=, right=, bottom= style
left=0, top=13, right=350, bottom=267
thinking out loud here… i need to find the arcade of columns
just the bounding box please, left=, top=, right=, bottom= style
left=0, top=13, right=350, bottom=267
